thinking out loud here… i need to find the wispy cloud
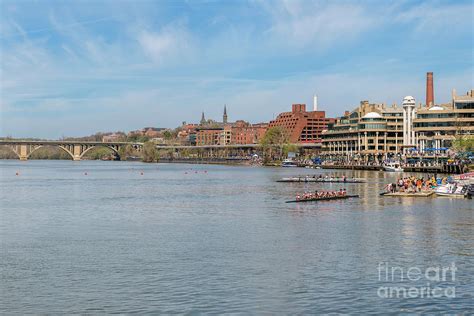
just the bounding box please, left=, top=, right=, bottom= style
left=260, top=1, right=376, bottom=50
left=0, top=0, right=472, bottom=138
left=137, top=21, right=194, bottom=65
left=394, top=1, right=474, bottom=35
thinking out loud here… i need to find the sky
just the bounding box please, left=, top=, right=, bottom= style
left=1, top=0, right=473, bottom=139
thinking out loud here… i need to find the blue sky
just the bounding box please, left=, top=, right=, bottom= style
left=1, top=0, right=473, bottom=138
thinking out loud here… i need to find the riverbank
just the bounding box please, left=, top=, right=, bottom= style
left=157, top=157, right=253, bottom=165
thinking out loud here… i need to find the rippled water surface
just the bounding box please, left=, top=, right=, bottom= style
left=1, top=160, right=473, bottom=313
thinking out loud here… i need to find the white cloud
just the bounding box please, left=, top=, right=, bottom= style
left=137, top=22, right=194, bottom=65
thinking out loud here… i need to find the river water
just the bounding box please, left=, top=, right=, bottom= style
left=1, top=160, right=473, bottom=314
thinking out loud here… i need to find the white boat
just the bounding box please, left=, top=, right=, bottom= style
left=282, top=159, right=298, bottom=167
left=435, top=183, right=467, bottom=198
left=383, top=162, right=404, bottom=172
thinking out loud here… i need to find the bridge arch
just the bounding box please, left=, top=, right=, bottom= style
left=79, top=144, right=121, bottom=160
left=0, top=144, right=22, bottom=159
left=29, top=145, right=75, bottom=160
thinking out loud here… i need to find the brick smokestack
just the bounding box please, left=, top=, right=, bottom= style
left=426, top=72, right=434, bottom=106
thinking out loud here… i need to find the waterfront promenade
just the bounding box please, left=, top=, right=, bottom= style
left=320, top=163, right=468, bottom=174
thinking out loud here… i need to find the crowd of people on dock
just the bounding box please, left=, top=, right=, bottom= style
left=296, top=188, right=347, bottom=201
left=384, top=176, right=449, bottom=193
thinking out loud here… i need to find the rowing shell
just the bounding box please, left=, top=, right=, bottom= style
left=277, top=178, right=365, bottom=183
left=285, top=195, right=360, bottom=203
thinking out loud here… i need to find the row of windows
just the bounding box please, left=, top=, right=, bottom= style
left=455, top=102, right=474, bottom=109
left=418, top=114, right=455, bottom=118
left=325, top=145, right=399, bottom=151
left=414, top=122, right=474, bottom=127
left=359, top=124, right=387, bottom=129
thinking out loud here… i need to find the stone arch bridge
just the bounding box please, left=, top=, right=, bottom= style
left=0, top=140, right=143, bottom=161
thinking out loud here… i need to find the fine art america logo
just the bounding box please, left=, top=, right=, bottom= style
left=377, top=262, right=457, bottom=299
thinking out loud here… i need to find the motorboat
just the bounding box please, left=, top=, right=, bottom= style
left=383, top=161, right=404, bottom=172
left=282, top=159, right=298, bottom=167
left=435, top=183, right=469, bottom=198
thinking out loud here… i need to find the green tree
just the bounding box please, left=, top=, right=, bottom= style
left=142, top=141, right=159, bottom=163
left=127, top=134, right=150, bottom=143
left=118, top=144, right=135, bottom=161
left=452, top=135, right=474, bottom=152
left=259, top=126, right=290, bottom=162
left=163, top=130, right=173, bottom=140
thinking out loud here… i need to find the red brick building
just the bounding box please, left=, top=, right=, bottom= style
left=195, top=127, right=223, bottom=145
left=231, top=121, right=268, bottom=145
left=268, top=104, right=333, bottom=143
left=177, top=124, right=198, bottom=144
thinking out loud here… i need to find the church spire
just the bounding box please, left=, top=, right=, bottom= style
left=223, top=105, right=228, bottom=124
left=200, top=111, right=206, bottom=125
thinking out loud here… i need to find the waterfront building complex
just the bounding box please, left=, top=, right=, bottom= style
left=321, top=101, right=404, bottom=161
left=414, top=89, right=474, bottom=151
left=186, top=73, right=472, bottom=155
left=322, top=78, right=473, bottom=161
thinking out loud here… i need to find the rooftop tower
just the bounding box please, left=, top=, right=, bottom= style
left=426, top=72, right=434, bottom=106
left=223, top=105, right=228, bottom=124
left=402, top=96, right=416, bottom=151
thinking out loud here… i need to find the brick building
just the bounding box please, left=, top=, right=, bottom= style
left=268, top=104, right=333, bottom=143
left=231, top=121, right=268, bottom=145
left=195, top=127, right=223, bottom=145
left=177, top=123, right=198, bottom=145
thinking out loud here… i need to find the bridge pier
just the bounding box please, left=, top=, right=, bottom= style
left=73, top=145, right=83, bottom=161
left=9, top=144, right=44, bottom=161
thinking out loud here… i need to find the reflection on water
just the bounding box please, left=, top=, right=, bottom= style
left=0, top=160, right=473, bottom=313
